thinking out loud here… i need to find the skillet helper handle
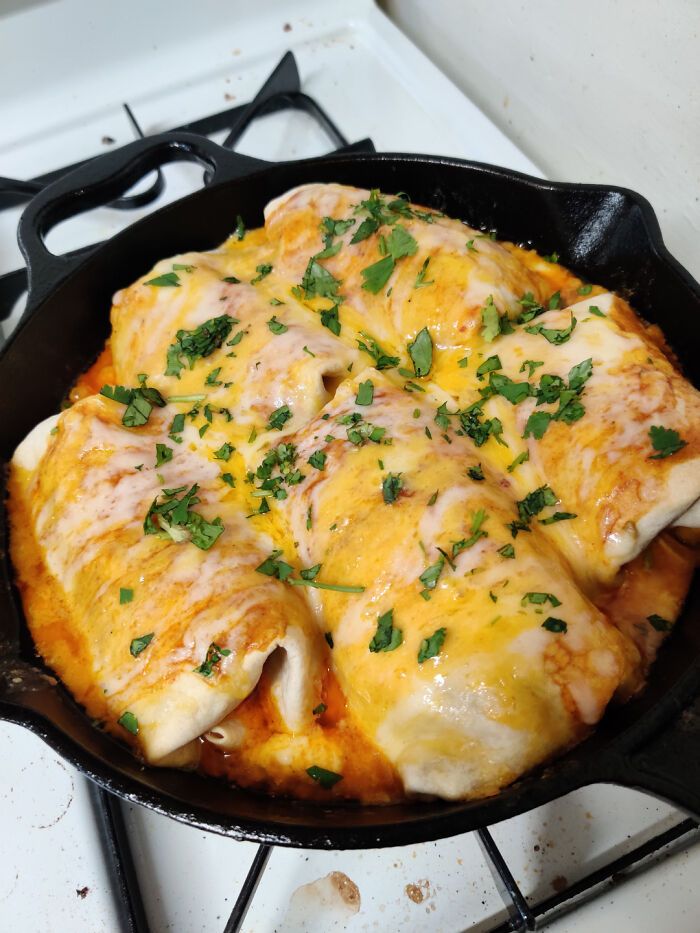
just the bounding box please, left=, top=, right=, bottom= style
left=17, top=132, right=268, bottom=317
left=612, top=692, right=700, bottom=819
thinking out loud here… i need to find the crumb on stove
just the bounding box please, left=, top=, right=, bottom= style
left=76, top=886, right=89, bottom=899
left=101, top=136, right=115, bottom=145
left=283, top=22, right=292, bottom=31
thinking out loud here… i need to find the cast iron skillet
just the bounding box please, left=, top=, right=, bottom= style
left=1, top=133, right=699, bottom=849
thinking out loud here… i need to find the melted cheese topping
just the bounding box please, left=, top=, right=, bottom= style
left=8, top=182, right=698, bottom=804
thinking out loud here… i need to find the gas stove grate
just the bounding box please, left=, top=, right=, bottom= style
left=0, top=49, right=373, bottom=327
left=89, top=781, right=698, bottom=933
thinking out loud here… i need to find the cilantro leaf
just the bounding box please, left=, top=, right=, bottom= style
left=539, top=511, right=577, bottom=524
left=542, top=617, right=567, bottom=633
left=129, top=633, right=154, bottom=657
left=648, top=425, right=687, bottom=459
left=517, top=485, right=558, bottom=523
left=165, top=315, right=234, bottom=378
left=523, top=411, right=552, bottom=439
left=350, top=217, right=380, bottom=243
left=498, top=543, right=515, bottom=559
left=155, top=443, right=173, bottom=468
left=268, top=405, right=292, bottom=431
left=507, top=451, right=529, bottom=472
left=382, top=472, right=403, bottom=504
left=308, top=450, right=327, bottom=470
left=251, top=263, right=272, bottom=284
left=213, top=442, right=234, bottom=462
left=521, top=592, right=562, bottom=608
left=120, top=588, right=134, bottom=605
left=299, top=258, right=343, bottom=300
left=361, top=254, right=395, bottom=294
left=407, top=327, right=433, bottom=378
left=648, top=613, right=672, bottom=631
left=467, top=463, right=485, bottom=481
left=369, top=609, right=403, bottom=653
left=118, top=712, right=139, bottom=734
left=194, top=642, right=231, bottom=677
left=525, top=314, right=577, bottom=345
left=356, top=380, right=374, bottom=406
left=306, top=765, right=343, bottom=789
left=476, top=355, right=502, bottom=380
left=267, top=315, right=288, bottom=335
left=356, top=332, right=400, bottom=370
left=414, top=257, right=434, bottom=288
left=145, top=272, right=180, bottom=287
left=419, top=557, right=444, bottom=590
left=417, top=627, right=446, bottom=663
left=386, top=225, right=418, bottom=260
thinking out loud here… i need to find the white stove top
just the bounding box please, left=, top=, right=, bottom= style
left=1, top=1, right=698, bottom=930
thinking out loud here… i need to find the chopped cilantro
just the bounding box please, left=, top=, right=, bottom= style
left=407, top=327, right=433, bottom=377
left=308, top=450, right=327, bottom=470
left=588, top=305, right=606, bottom=318
left=520, top=359, right=545, bottom=377
left=517, top=485, right=558, bottom=523
left=306, top=765, right=343, bottom=789
left=369, top=608, right=403, bottom=653
left=539, top=511, right=577, bottom=524
left=356, top=380, right=374, bottom=406
left=498, top=543, right=515, bottom=559
left=144, top=484, right=224, bottom=550
left=428, top=490, right=439, bottom=505
left=577, top=284, right=593, bottom=295
left=155, top=443, right=173, bottom=468
left=521, top=592, right=562, bottom=608
left=451, top=509, right=488, bottom=557
left=542, top=252, right=559, bottom=263
left=382, top=472, right=403, bottom=504
left=251, top=263, right=272, bottom=284
left=525, top=314, right=577, bottom=345
left=417, top=627, right=446, bottom=663
left=419, top=557, right=444, bottom=590
left=145, top=271, right=180, bottom=287
left=648, top=614, right=672, bottom=631
left=542, top=617, right=567, bottom=633
left=476, top=355, right=502, bottom=380
left=356, top=331, right=400, bottom=369
left=194, top=642, right=231, bottom=677
left=648, top=425, right=687, bottom=459
left=100, top=380, right=166, bottom=428
left=481, top=295, right=513, bottom=341
left=213, top=442, right=234, bottom=461
left=268, top=405, right=292, bottom=431
left=508, top=451, right=529, bottom=472
left=361, top=254, right=395, bottom=294
left=313, top=703, right=327, bottom=716
left=467, top=463, right=485, bottom=481
left=120, top=588, right=134, bottom=605
left=170, top=413, right=185, bottom=434
left=129, top=633, right=154, bottom=657
left=267, top=315, right=288, bottom=335
left=298, top=258, right=343, bottom=300
left=221, top=473, right=235, bottom=487
left=165, top=315, right=234, bottom=378
left=414, top=256, right=434, bottom=288
left=118, top=712, right=139, bottom=734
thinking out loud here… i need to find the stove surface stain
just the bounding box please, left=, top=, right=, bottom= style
left=284, top=871, right=361, bottom=928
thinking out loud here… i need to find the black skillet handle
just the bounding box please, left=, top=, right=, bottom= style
left=607, top=692, right=700, bottom=819
left=17, top=132, right=269, bottom=318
